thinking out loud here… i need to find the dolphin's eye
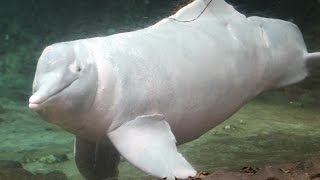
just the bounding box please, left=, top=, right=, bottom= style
left=76, top=66, right=82, bottom=72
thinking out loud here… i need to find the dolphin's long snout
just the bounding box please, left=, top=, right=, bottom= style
left=29, top=94, right=41, bottom=111
left=29, top=86, right=47, bottom=111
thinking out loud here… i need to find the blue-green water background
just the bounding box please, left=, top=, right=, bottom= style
left=0, top=0, right=320, bottom=179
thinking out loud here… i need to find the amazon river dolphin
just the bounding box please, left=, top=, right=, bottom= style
left=29, top=0, right=320, bottom=179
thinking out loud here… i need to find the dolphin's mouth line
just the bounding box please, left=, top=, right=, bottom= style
left=29, top=78, right=78, bottom=110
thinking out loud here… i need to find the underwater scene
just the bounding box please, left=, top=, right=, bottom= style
left=1, top=0, right=320, bottom=179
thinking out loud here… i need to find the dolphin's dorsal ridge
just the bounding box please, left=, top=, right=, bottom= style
left=170, top=0, right=242, bottom=22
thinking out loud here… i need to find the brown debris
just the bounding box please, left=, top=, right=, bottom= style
left=240, top=166, right=260, bottom=175
left=265, top=177, right=279, bottom=180
left=310, top=173, right=320, bottom=180
left=186, top=171, right=210, bottom=180
left=202, top=157, right=320, bottom=180
left=279, top=168, right=292, bottom=174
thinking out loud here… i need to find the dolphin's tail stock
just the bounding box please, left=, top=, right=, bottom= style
left=305, top=52, right=320, bottom=69
left=306, top=52, right=320, bottom=62
left=305, top=52, right=320, bottom=66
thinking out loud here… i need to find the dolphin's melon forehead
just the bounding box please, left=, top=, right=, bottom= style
left=39, top=43, right=75, bottom=66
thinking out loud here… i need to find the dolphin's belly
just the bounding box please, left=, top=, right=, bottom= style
left=105, top=14, right=306, bottom=144
left=113, top=41, right=263, bottom=143
left=107, top=19, right=267, bottom=143
left=157, top=62, right=260, bottom=144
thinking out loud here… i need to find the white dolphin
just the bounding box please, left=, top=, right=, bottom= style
left=29, top=0, right=320, bottom=179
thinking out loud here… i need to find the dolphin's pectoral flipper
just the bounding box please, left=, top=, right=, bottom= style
left=75, top=137, right=120, bottom=180
left=108, top=114, right=197, bottom=180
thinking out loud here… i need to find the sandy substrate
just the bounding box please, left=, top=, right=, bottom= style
left=0, top=90, right=320, bottom=180
left=203, top=157, right=320, bottom=180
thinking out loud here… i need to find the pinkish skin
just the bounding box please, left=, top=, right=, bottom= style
left=29, top=0, right=320, bottom=179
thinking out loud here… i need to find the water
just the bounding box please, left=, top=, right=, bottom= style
left=0, top=0, right=319, bottom=179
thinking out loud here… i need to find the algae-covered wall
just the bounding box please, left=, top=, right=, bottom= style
left=1, top=0, right=319, bottom=100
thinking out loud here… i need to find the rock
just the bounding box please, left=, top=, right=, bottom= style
left=239, top=120, right=245, bottom=124
left=35, top=170, right=68, bottom=180
left=0, top=167, right=34, bottom=180
left=224, top=124, right=236, bottom=130
left=0, top=160, right=23, bottom=168
left=38, top=154, right=68, bottom=164
left=0, top=167, right=67, bottom=180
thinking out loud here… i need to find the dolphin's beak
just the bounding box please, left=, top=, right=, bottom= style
left=29, top=95, right=42, bottom=111
left=28, top=84, right=51, bottom=111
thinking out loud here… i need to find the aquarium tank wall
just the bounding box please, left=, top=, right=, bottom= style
left=0, top=0, right=320, bottom=179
